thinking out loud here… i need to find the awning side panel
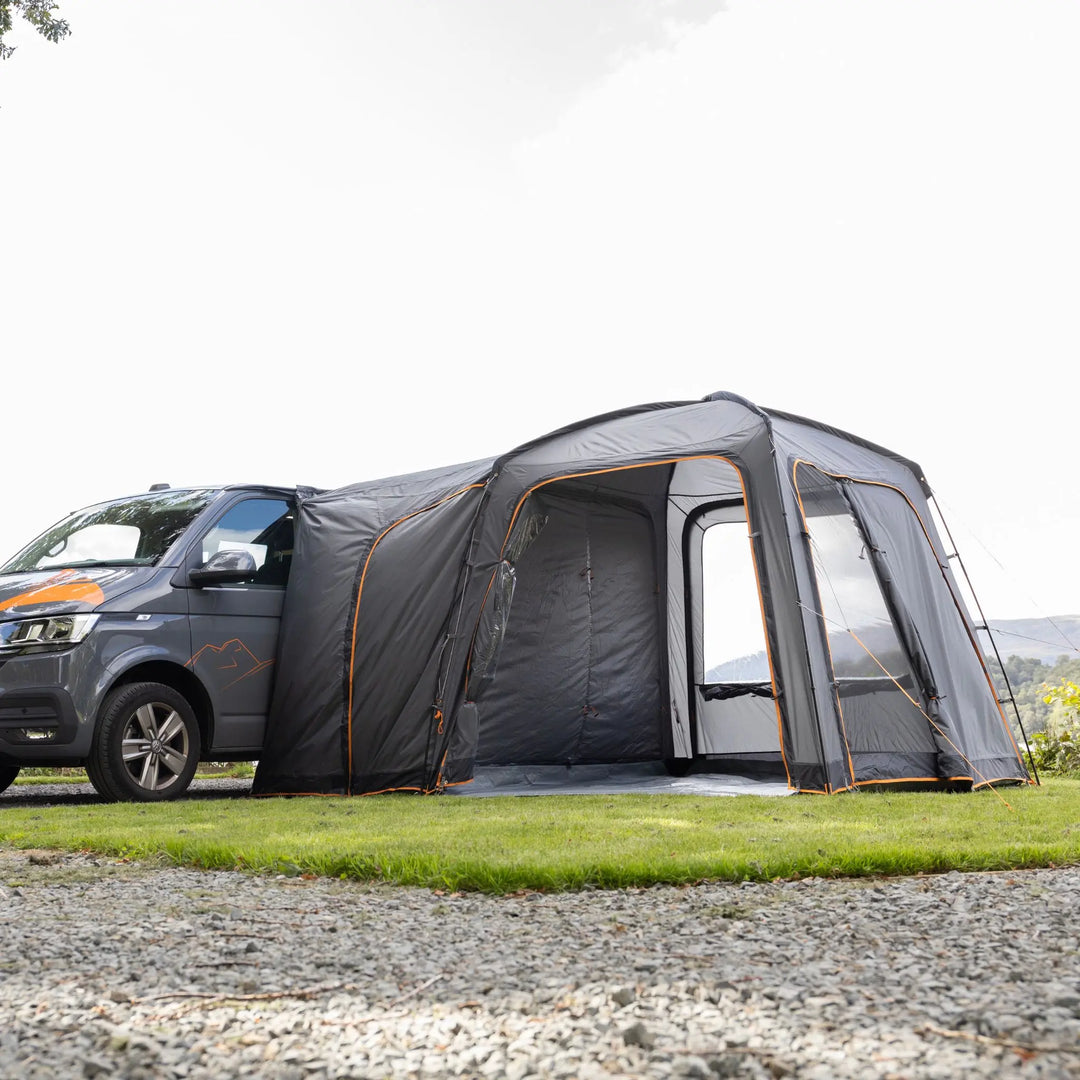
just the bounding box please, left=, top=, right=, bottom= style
left=847, top=483, right=1029, bottom=785
left=253, top=459, right=493, bottom=795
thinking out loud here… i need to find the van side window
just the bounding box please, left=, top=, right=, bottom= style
left=199, top=499, right=294, bottom=587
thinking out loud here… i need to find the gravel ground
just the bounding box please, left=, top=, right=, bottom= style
left=2, top=782, right=1079, bottom=1079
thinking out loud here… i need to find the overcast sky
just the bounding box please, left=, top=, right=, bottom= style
left=2, top=0, right=1077, bottom=631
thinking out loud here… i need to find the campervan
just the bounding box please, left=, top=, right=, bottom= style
left=0, top=485, right=305, bottom=801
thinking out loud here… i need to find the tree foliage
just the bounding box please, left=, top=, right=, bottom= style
left=985, top=653, right=1080, bottom=733
left=0, top=1, right=69, bottom=61
left=1026, top=680, right=1080, bottom=776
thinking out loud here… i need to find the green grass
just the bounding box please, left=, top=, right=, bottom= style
left=3, top=778, right=1079, bottom=893
left=14, top=763, right=255, bottom=785
left=13, top=771, right=89, bottom=785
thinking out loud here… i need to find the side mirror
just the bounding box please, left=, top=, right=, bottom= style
left=189, top=549, right=258, bottom=586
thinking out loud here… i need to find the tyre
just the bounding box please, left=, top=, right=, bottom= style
left=0, top=766, right=18, bottom=795
left=89, top=682, right=201, bottom=802
left=84, top=740, right=116, bottom=803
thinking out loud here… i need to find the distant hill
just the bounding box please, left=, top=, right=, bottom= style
left=704, top=615, right=1080, bottom=685
left=984, top=615, right=1080, bottom=665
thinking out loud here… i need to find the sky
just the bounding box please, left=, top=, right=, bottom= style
left=2, top=0, right=1078, bottom=630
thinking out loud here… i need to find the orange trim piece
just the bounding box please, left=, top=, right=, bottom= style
left=345, top=483, right=486, bottom=789
left=973, top=776, right=1030, bottom=790
left=851, top=776, right=1027, bottom=789
left=852, top=776, right=966, bottom=787
left=502, top=456, right=741, bottom=557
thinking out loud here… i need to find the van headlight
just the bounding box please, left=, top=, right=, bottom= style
left=0, top=614, right=100, bottom=654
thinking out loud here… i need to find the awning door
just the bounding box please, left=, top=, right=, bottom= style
left=688, top=502, right=781, bottom=757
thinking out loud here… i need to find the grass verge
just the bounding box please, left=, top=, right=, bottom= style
left=2, top=779, right=1078, bottom=894
left=13, top=763, right=255, bottom=785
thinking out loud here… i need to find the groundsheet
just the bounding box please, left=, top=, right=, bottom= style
left=445, top=762, right=794, bottom=797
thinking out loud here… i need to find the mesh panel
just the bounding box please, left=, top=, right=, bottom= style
left=796, top=466, right=938, bottom=775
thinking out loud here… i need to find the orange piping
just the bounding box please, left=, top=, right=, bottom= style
left=973, top=776, right=1029, bottom=790
left=851, top=775, right=1024, bottom=788
left=853, top=776, right=967, bottom=787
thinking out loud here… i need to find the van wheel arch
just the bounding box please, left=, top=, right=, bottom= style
left=100, top=661, right=214, bottom=755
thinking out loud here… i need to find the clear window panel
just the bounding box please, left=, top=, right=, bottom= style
left=797, top=469, right=911, bottom=681
left=701, top=514, right=771, bottom=682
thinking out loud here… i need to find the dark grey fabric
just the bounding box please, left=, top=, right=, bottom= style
left=253, top=395, right=1028, bottom=798
left=772, top=420, right=948, bottom=792
left=346, top=483, right=488, bottom=792
left=837, top=686, right=937, bottom=754
left=252, top=458, right=493, bottom=795
left=694, top=691, right=781, bottom=754
left=846, top=482, right=1027, bottom=784
left=739, top=426, right=843, bottom=793
left=665, top=458, right=749, bottom=759
left=848, top=752, right=941, bottom=784
left=475, top=485, right=665, bottom=766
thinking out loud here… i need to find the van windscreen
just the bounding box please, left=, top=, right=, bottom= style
left=1, top=490, right=220, bottom=573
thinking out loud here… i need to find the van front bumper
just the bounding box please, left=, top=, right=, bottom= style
left=0, top=650, right=93, bottom=766
left=0, top=686, right=79, bottom=749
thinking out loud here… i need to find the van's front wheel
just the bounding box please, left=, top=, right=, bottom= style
left=89, top=682, right=201, bottom=802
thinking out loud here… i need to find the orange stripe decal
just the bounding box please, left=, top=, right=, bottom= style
left=0, top=574, right=105, bottom=612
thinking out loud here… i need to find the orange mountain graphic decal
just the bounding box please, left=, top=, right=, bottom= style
left=186, top=638, right=275, bottom=690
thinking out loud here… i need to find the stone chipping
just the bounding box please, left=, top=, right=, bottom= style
left=1, top=785, right=1078, bottom=1078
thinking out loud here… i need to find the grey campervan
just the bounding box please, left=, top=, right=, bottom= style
left=0, top=485, right=302, bottom=801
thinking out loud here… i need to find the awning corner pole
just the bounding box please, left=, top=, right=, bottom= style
left=928, top=494, right=1039, bottom=785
